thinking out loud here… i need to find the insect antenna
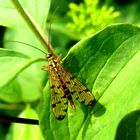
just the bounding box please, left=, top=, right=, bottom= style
left=2, top=40, right=47, bottom=55
left=46, top=4, right=60, bottom=54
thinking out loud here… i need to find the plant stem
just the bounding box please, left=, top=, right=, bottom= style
left=11, top=0, right=57, bottom=58
left=0, top=115, right=39, bottom=125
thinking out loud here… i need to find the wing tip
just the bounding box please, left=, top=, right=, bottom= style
left=88, top=99, right=96, bottom=106
left=56, top=115, right=65, bottom=120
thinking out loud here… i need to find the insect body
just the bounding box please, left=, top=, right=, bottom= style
left=43, top=53, right=95, bottom=120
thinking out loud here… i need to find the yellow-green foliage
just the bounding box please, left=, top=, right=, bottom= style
left=67, top=0, right=120, bottom=39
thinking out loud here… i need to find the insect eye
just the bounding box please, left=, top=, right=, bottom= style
left=46, top=53, right=52, bottom=59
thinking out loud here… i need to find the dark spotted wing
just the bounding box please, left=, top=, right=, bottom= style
left=48, top=66, right=68, bottom=120
left=58, top=64, right=95, bottom=106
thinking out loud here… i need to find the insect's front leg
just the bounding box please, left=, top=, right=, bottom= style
left=56, top=54, right=62, bottom=62
left=42, top=64, right=49, bottom=71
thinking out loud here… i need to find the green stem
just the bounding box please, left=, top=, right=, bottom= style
left=5, top=58, right=47, bottom=87
left=11, top=0, right=57, bottom=58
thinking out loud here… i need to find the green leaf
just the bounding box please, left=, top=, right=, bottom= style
left=0, top=0, right=51, bottom=29
left=0, top=80, right=22, bottom=103
left=38, top=24, right=140, bottom=140
left=8, top=105, right=43, bottom=140
left=0, top=49, right=45, bottom=102
left=0, top=0, right=52, bottom=102
left=0, top=48, right=29, bottom=88
left=3, top=28, right=47, bottom=102
left=0, top=0, right=52, bottom=103
left=4, top=28, right=46, bottom=59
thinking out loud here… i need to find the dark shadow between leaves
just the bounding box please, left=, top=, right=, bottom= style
left=91, top=101, right=106, bottom=117
left=81, top=102, right=106, bottom=140
left=115, top=110, right=140, bottom=140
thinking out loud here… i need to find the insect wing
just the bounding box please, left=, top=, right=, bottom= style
left=58, top=64, right=95, bottom=106
left=48, top=66, right=68, bottom=120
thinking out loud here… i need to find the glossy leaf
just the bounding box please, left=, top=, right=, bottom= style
left=0, top=0, right=51, bottom=102
left=39, top=24, right=140, bottom=140
left=0, top=49, right=29, bottom=88
left=0, top=49, right=45, bottom=102
left=0, top=0, right=51, bottom=29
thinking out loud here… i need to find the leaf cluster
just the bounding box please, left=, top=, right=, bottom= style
left=0, top=0, right=140, bottom=140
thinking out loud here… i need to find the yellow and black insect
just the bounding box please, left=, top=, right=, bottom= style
left=43, top=53, right=95, bottom=120
left=4, top=40, right=95, bottom=120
